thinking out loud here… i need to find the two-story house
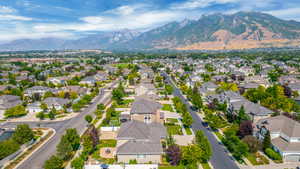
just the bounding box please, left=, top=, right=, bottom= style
left=255, top=115, right=300, bottom=162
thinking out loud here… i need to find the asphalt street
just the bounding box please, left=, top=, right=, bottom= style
left=162, top=72, right=240, bottom=169
left=0, top=82, right=117, bottom=169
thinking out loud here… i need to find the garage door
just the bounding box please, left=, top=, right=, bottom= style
left=285, top=155, right=300, bottom=162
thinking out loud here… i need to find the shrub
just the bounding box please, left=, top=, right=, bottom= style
left=265, top=148, right=282, bottom=160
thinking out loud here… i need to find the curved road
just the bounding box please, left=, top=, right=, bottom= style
left=1, top=82, right=116, bottom=169
left=162, top=72, right=240, bottom=169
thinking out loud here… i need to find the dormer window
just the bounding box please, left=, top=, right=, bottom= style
left=144, top=115, right=151, bottom=123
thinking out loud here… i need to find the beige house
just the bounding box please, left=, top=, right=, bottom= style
left=116, top=120, right=166, bottom=164
left=255, top=115, right=300, bottom=162
left=129, top=96, right=163, bottom=124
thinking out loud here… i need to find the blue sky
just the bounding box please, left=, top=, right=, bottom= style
left=0, top=0, right=300, bottom=42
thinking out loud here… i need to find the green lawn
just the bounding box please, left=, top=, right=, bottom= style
left=166, top=118, right=178, bottom=123
left=99, top=139, right=117, bottom=148
left=201, top=163, right=212, bottom=169
left=246, top=153, right=270, bottom=165
left=184, top=127, right=193, bottom=135
left=166, top=124, right=183, bottom=135
left=162, top=104, right=174, bottom=112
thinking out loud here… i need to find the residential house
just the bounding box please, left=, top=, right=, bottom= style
left=26, top=102, right=42, bottom=114
left=255, top=115, right=300, bottom=162
left=208, top=91, right=273, bottom=122
left=125, top=96, right=163, bottom=124
left=80, top=76, right=97, bottom=86
left=43, top=97, right=70, bottom=111
left=24, top=86, right=53, bottom=97
left=199, top=82, right=218, bottom=96
left=0, top=95, right=22, bottom=119
left=116, top=120, right=166, bottom=163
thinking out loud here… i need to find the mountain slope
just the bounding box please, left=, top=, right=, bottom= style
left=0, top=29, right=140, bottom=51
left=125, top=12, right=300, bottom=50
left=1, top=12, right=300, bottom=51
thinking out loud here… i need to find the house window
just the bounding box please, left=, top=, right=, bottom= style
left=137, top=154, right=146, bottom=158
left=144, top=115, right=151, bottom=123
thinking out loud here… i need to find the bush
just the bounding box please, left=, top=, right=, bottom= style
left=265, top=148, right=282, bottom=161
left=129, top=159, right=137, bottom=164
left=0, top=139, right=20, bottom=160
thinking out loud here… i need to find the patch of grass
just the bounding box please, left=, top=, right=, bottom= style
left=246, top=153, right=269, bottom=165
left=201, top=163, right=212, bottom=169
left=184, top=127, right=193, bottom=135
left=162, top=104, right=174, bottom=112
left=159, top=166, right=185, bottom=169
left=166, top=118, right=178, bottom=123
left=166, top=124, right=183, bottom=135
left=99, top=140, right=117, bottom=148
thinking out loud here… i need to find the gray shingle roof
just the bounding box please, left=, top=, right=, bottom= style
left=130, top=96, right=162, bottom=114
left=117, top=141, right=163, bottom=155
left=117, top=120, right=166, bottom=142
left=44, top=97, right=69, bottom=107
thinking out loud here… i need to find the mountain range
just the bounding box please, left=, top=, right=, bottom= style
left=1, top=11, right=300, bottom=51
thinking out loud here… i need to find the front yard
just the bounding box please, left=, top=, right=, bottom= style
left=246, top=152, right=270, bottom=165
left=162, top=104, right=174, bottom=112
left=165, top=123, right=183, bottom=135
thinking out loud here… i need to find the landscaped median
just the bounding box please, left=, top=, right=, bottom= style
left=3, top=128, right=55, bottom=169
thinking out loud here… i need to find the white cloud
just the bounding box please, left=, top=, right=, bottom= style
left=0, top=6, right=16, bottom=13
left=265, top=7, right=300, bottom=20
left=0, top=14, right=32, bottom=21
left=171, top=0, right=239, bottom=10
left=80, top=16, right=104, bottom=24
left=105, top=5, right=138, bottom=16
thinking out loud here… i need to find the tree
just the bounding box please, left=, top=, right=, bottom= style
left=0, top=139, right=20, bottom=160
left=40, top=102, right=48, bottom=112
left=97, top=103, right=105, bottom=111
left=48, top=107, right=56, bottom=120
left=86, top=125, right=99, bottom=148
left=82, top=135, right=93, bottom=154
left=238, top=120, right=253, bottom=138
left=182, top=113, right=193, bottom=127
left=65, top=128, right=80, bottom=151
left=56, top=135, right=73, bottom=160
left=112, top=84, right=125, bottom=104
left=263, top=131, right=271, bottom=150
left=165, top=84, right=173, bottom=95
left=71, top=156, right=84, bottom=169
left=12, top=124, right=34, bottom=144
left=181, top=145, right=203, bottom=166
left=237, top=106, right=250, bottom=124
left=44, top=155, right=63, bottom=169
left=242, top=135, right=262, bottom=153
left=36, top=111, right=45, bottom=120
left=85, top=115, right=93, bottom=123
left=195, top=131, right=212, bottom=163
left=190, top=86, right=203, bottom=110
left=166, top=145, right=182, bottom=166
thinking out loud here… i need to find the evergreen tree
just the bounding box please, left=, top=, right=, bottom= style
left=263, top=131, right=271, bottom=150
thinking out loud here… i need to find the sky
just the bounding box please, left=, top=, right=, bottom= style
left=1, top=0, right=300, bottom=42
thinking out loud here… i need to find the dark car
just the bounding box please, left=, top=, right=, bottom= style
left=202, top=122, right=209, bottom=127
